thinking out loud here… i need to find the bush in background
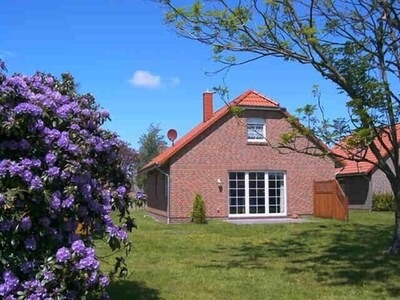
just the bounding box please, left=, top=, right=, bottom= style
left=191, top=194, right=207, bottom=224
left=372, top=192, right=395, bottom=211
left=0, top=62, right=135, bottom=299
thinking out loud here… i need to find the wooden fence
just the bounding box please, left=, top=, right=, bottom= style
left=313, top=180, right=349, bottom=221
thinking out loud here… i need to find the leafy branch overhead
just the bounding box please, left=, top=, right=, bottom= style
left=158, top=0, right=400, bottom=253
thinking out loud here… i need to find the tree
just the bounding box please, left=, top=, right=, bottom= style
left=119, top=140, right=138, bottom=179
left=136, top=123, right=167, bottom=190
left=158, top=0, right=400, bottom=253
left=0, top=61, right=135, bottom=298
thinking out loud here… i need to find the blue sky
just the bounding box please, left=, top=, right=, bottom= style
left=0, top=0, right=348, bottom=149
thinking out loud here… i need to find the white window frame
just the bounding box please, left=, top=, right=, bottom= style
left=228, top=171, right=287, bottom=218
left=247, top=117, right=266, bottom=142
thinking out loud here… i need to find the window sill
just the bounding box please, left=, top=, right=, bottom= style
left=247, top=141, right=268, bottom=145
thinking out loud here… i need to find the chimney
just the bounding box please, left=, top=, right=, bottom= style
left=203, top=91, right=213, bottom=122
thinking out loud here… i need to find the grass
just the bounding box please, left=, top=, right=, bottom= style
left=97, top=211, right=400, bottom=300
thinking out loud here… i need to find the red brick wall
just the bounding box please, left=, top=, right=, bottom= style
left=167, top=109, right=335, bottom=221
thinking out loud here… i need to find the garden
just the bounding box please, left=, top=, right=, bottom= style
left=103, top=210, right=400, bottom=300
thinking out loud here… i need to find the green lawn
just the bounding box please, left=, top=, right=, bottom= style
left=97, top=211, right=400, bottom=300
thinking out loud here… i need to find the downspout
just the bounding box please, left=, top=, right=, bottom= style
left=155, top=164, right=170, bottom=224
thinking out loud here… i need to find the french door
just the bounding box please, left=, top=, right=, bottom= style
left=228, top=171, right=286, bottom=217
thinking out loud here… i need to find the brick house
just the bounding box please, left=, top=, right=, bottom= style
left=333, top=127, right=399, bottom=209
left=140, top=90, right=336, bottom=223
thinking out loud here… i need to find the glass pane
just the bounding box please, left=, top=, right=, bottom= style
left=259, top=198, right=265, bottom=205
left=230, top=207, right=237, bottom=214
left=238, top=181, right=245, bottom=188
left=259, top=181, right=265, bottom=188
left=250, top=207, right=256, bottom=214
left=238, top=197, right=245, bottom=206
left=249, top=181, right=256, bottom=188
left=229, top=181, right=236, bottom=189
left=237, top=173, right=245, bottom=180
left=269, top=206, right=277, bottom=213
left=276, top=205, right=281, bottom=213
left=238, top=207, right=245, bottom=214
left=230, top=198, right=237, bottom=206
left=249, top=173, right=256, bottom=180
left=257, top=173, right=264, bottom=180
left=229, top=173, right=236, bottom=180
left=250, top=197, right=256, bottom=205
left=259, top=206, right=265, bottom=213
left=250, top=189, right=256, bottom=197
left=229, top=190, right=236, bottom=197
left=238, top=189, right=245, bottom=197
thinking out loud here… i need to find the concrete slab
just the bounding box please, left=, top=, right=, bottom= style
left=225, top=218, right=309, bottom=225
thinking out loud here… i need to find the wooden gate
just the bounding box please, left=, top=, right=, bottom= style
left=313, top=180, right=349, bottom=221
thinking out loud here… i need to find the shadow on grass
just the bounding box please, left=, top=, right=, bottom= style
left=200, top=222, right=400, bottom=297
left=108, top=280, right=161, bottom=300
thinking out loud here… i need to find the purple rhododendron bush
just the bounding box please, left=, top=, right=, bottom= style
left=0, top=62, right=135, bottom=299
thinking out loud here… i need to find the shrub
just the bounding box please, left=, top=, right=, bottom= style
left=0, top=62, right=135, bottom=299
left=372, top=192, right=395, bottom=211
left=191, top=194, right=207, bottom=224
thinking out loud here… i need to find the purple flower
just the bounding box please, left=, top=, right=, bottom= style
left=0, top=271, right=19, bottom=296
left=14, top=102, right=43, bottom=116
left=50, top=192, right=61, bottom=210
left=75, top=255, right=98, bottom=270
left=70, top=124, right=80, bottom=131
left=71, top=240, right=86, bottom=254
left=99, top=275, right=109, bottom=287
left=31, top=159, right=41, bottom=168
left=20, top=158, right=32, bottom=167
left=56, top=132, right=69, bottom=149
left=25, top=236, right=37, bottom=251
left=29, top=176, right=42, bottom=190
left=9, top=162, right=23, bottom=176
left=20, top=217, right=32, bottom=231
left=22, top=170, right=33, bottom=183
left=68, top=144, right=79, bottom=154
left=47, top=166, right=60, bottom=177
left=56, top=247, right=71, bottom=263
left=117, top=186, right=126, bottom=195
left=42, top=270, right=55, bottom=281
left=44, top=153, right=56, bottom=166
left=32, top=119, right=44, bottom=131
left=62, top=196, right=74, bottom=208
left=0, top=194, right=4, bottom=205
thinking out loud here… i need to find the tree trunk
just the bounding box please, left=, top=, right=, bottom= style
left=388, top=189, right=400, bottom=254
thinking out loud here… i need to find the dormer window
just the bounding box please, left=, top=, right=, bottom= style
left=247, top=118, right=266, bottom=142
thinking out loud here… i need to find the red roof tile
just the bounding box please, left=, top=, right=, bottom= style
left=140, top=90, right=278, bottom=172
left=332, top=124, right=400, bottom=175
left=140, top=90, right=330, bottom=172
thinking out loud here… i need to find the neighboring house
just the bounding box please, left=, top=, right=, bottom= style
left=140, top=90, right=336, bottom=223
left=333, top=127, right=399, bottom=209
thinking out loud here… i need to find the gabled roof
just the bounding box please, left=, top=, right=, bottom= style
left=140, top=90, right=328, bottom=172
left=332, top=124, right=400, bottom=175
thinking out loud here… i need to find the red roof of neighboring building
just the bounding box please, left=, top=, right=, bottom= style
left=332, top=124, right=400, bottom=175
left=140, top=90, right=330, bottom=172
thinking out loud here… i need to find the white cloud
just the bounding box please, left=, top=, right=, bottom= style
left=129, top=70, right=180, bottom=89
left=130, top=70, right=161, bottom=88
